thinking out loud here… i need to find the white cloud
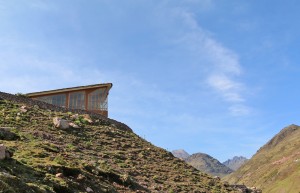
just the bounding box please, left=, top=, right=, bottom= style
left=172, top=7, right=250, bottom=115
left=203, top=37, right=241, bottom=75
left=207, top=74, right=244, bottom=102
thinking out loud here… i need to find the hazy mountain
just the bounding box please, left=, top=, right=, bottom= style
left=224, top=124, right=300, bottom=193
left=223, top=156, right=248, bottom=171
left=171, top=149, right=190, bottom=159
left=185, top=153, right=233, bottom=177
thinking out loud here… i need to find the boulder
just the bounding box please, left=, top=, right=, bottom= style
left=0, top=144, right=6, bottom=160
left=69, top=122, right=80, bottom=129
left=5, top=150, right=13, bottom=159
left=86, top=187, right=93, bottom=192
left=53, top=117, right=69, bottom=129
left=70, top=114, right=79, bottom=120
left=55, top=173, right=64, bottom=178
left=0, top=127, right=19, bottom=140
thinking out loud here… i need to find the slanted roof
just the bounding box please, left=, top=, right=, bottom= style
left=26, top=83, right=113, bottom=97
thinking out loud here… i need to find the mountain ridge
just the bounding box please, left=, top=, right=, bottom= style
left=185, top=153, right=233, bottom=177
left=224, top=124, right=300, bottom=193
left=172, top=150, right=234, bottom=178
left=222, top=156, right=248, bottom=171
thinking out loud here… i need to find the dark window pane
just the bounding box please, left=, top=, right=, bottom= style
left=35, top=94, right=66, bottom=107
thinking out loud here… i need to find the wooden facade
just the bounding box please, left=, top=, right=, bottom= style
left=26, top=83, right=113, bottom=117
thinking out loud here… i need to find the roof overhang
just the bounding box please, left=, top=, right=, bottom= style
left=26, top=83, right=113, bottom=97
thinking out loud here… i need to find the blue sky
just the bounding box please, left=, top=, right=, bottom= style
left=1, top=0, right=300, bottom=162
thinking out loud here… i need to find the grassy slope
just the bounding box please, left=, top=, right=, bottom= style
left=224, top=125, right=300, bottom=193
left=0, top=98, right=236, bottom=193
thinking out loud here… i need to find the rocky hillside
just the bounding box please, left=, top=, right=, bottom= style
left=185, top=153, right=233, bottom=178
left=171, top=149, right=190, bottom=160
left=0, top=91, right=239, bottom=193
left=224, top=124, right=300, bottom=193
left=222, top=156, right=248, bottom=171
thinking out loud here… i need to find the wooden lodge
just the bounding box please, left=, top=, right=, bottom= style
left=26, top=83, right=113, bottom=117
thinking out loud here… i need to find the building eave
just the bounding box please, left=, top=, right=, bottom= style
left=26, top=83, right=113, bottom=97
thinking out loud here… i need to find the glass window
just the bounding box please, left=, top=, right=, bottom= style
left=69, top=92, right=85, bottom=109
left=35, top=94, right=66, bottom=107
left=88, top=88, right=108, bottom=110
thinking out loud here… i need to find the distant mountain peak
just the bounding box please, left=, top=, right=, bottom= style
left=171, top=149, right=190, bottom=159
left=186, top=152, right=233, bottom=177
left=222, top=156, right=248, bottom=171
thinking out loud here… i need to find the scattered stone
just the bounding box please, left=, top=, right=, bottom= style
left=223, top=181, right=230, bottom=187
left=55, top=173, right=64, bottom=178
left=0, top=91, right=133, bottom=132
left=0, top=144, right=6, bottom=160
left=71, top=114, right=79, bottom=120
left=20, top=105, right=28, bottom=113
left=53, top=117, right=69, bottom=129
left=33, top=131, right=53, bottom=140
left=83, top=114, right=93, bottom=123
left=5, top=150, right=13, bottom=159
left=213, top=176, right=221, bottom=181
left=86, top=187, right=93, bottom=192
left=229, top=185, right=262, bottom=193
left=0, top=144, right=13, bottom=160
left=0, top=127, right=20, bottom=140
left=83, top=114, right=91, bottom=119
left=33, top=105, right=39, bottom=109
left=69, top=122, right=80, bottom=129
left=76, top=174, right=85, bottom=181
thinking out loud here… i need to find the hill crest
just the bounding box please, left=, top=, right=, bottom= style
left=224, top=124, right=300, bottom=193
left=0, top=91, right=237, bottom=192
left=262, top=124, right=299, bottom=150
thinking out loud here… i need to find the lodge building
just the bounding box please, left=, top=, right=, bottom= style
left=26, top=83, right=112, bottom=117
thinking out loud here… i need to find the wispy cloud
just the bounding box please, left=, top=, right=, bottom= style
left=172, top=7, right=250, bottom=116
left=207, top=74, right=244, bottom=102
